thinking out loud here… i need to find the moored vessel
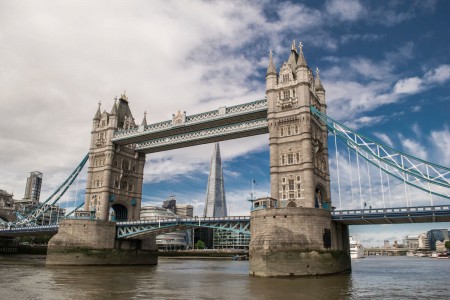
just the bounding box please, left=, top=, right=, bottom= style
left=349, top=236, right=365, bottom=259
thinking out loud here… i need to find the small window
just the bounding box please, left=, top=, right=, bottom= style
left=281, top=155, right=285, bottom=165
left=289, top=192, right=295, bottom=199
left=292, top=89, right=296, bottom=98
left=296, top=153, right=300, bottom=163
left=288, top=154, right=294, bottom=164
left=283, top=74, right=289, bottom=82
left=282, top=177, right=286, bottom=184
left=296, top=176, right=301, bottom=182
left=289, top=179, right=294, bottom=191
left=283, top=90, right=290, bottom=99
left=280, top=127, right=284, bottom=136
left=287, top=127, right=291, bottom=135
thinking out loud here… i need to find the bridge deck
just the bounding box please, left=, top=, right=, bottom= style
left=1, top=206, right=449, bottom=236
left=331, top=205, right=450, bottom=225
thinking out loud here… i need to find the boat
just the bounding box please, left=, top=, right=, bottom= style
left=349, top=236, right=365, bottom=259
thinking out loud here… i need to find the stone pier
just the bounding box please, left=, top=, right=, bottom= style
left=46, top=219, right=157, bottom=266
left=249, top=207, right=351, bottom=277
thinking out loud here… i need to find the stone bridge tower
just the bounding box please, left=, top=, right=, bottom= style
left=84, top=93, right=146, bottom=221
left=249, top=41, right=350, bottom=277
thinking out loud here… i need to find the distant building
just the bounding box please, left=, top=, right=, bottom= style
left=427, top=229, right=449, bottom=251
left=204, top=143, right=227, bottom=218
left=201, top=143, right=249, bottom=250
left=384, top=240, right=390, bottom=248
left=403, top=236, right=419, bottom=249
left=176, top=204, right=193, bottom=217
left=140, top=206, right=191, bottom=250
left=162, top=196, right=177, bottom=213
left=23, top=171, right=43, bottom=204
left=418, top=233, right=429, bottom=249
left=435, top=240, right=448, bottom=252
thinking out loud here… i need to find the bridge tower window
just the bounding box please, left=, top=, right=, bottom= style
left=283, top=74, right=289, bottom=82
left=288, top=179, right=294, bottom=191
left=281, top=155, right=285, bottom=165
left=288, top=154, right=294, bottom=164
left=283, top=90, right=290, bottom=99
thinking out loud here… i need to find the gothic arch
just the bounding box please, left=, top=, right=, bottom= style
left=111, top=204, right=128, bottom=221
left=314, top=184, right=326, bottom=209
left=287, top=201, right=297, bottom=208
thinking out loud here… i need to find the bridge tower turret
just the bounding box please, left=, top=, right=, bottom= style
left=84, top=93, right=146, bottom=221
left=250, top=41, right=350, bottom=277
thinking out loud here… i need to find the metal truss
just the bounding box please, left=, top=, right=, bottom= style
left=135, top=119, right=268, bottom=153
left=332, top=205, right=450, bottom=225
left=0, top=224, right=59, bottom=236
left=11, top=154, right=89, bottom=227
left=113, top=99, right=268, bottom=141
left=116, top=216, right=250, bottom=239
left=310, top=106, right=450, bottom=200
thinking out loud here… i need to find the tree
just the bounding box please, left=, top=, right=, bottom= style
left=445, top=240, right=450, bottom=250
left=195, top=240, right=206, bottom=249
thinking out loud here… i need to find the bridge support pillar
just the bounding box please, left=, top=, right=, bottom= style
left=249, top=207, right=351, bottom=277
left=46, top=219, right=158, bottom=266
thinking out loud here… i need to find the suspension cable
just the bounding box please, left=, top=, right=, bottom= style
left=347, top=146, right=354, bottom=205
left=334, top=133, right=342, bottom=208
left=356, top=149, right=363, bottom=209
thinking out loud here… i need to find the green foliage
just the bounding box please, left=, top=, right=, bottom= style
left=445, top=240, right=450, bottom=250
left=195, top=240, right=206, bottom=249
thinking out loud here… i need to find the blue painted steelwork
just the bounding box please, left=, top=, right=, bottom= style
left=1, top=154, right=89, bottom=227
left=0, top=224, right=58, bottom=236
left=310, top=106, right=450, bottom=200
left=116, top=216, right=250, bottom=239
left=1, top=205, right=450, bottom=236
left=331, top=205, right=450, bottom=224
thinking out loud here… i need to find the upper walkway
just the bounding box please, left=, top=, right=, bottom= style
left=111, top=99, right=268, bottom=153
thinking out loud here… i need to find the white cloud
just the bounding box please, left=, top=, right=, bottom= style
left=429, top=127, right=450, bottom=166
left=400, top=136, right=427, bottom=160
left=373, top=133, right=394, bottom=147
left=326, top=0, right=365, bottom=21
left=393, top=77, right=423, bottom=94
left=424, top=64, right=450, bottom=84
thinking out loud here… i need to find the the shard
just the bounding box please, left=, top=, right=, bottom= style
left=203, top=143, right=227, bottom=217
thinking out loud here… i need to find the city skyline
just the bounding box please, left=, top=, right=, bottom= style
left=1, top=0, right=450, bottom=247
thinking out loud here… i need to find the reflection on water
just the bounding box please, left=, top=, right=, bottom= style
left=0, top=256, right=449, bottom=299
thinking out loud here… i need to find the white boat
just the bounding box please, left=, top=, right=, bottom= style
left=349, top=236, right=365, bottom=259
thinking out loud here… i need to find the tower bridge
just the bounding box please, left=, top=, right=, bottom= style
left=2, top=41, right=450, bottom=277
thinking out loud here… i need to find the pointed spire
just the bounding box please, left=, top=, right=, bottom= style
left=94, top=101, right=101, bottom=120
left=315, top=67, right=325, bottom=91
left=110, top=96, right=118, bottom=115
left=267, top=49, right=277, bottom=75
left=204, top=143, right=227, bottom=218
left=297, top=41, right=307, bottom=67
left=141, top=111, right=147, bottom=127
left=119, top=90, right=128, bottom=102
left=287, top=39, right=299, bottom=68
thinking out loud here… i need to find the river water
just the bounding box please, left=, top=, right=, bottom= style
left=0, top=256, right=448, bottom=299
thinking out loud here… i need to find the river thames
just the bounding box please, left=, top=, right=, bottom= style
left=0, top=256, right=448, bottom=299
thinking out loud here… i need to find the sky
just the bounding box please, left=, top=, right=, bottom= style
left=1, top=0, right=450, bottom=247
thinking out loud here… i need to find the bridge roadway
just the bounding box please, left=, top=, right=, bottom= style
left=1, top=205, right=449, bottom=237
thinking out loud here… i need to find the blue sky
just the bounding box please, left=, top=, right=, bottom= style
left=1, top=0, right=449, bottom=246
